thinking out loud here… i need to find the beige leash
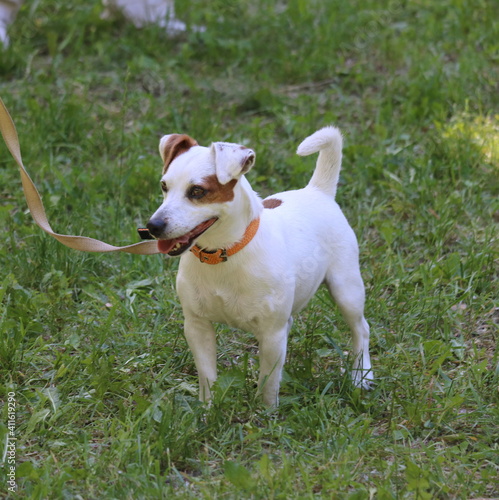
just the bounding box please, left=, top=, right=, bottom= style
left=0, top=97, right=160, bottom=255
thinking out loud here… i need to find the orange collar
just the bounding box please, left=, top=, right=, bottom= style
left=190, top=217, right=260, bottom=264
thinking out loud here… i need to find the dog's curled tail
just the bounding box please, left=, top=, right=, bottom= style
left=297, top=126, right=343, bottom=198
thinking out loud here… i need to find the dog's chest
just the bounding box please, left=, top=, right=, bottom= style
left=177, top=263, right=287, bottom=331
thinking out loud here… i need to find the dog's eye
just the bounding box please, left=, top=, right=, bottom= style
left=161, top=181, right=168, bottom=193
left=188, top=186, right=207, bottom=200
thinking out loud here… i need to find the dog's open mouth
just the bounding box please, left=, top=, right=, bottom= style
left=157, top=218, right=218, bottom=256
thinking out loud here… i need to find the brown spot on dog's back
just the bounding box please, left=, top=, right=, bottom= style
left=161, top=134, right=198, bottom=174
left=263, top=198, right=283, bottom=209
left=198, top=175, right=238, bottom=203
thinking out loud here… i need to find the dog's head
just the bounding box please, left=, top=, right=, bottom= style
left=147, top=134, right=256, bottom=256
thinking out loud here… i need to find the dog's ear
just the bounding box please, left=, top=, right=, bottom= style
left=211, top=142, right=256, bottom=185
left=159, top=134, right=198, bottom=174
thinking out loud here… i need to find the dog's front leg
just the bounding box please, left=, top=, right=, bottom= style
left=183, top=315, right=217, bottom=403
left=256, top=318, right=292, bottom=407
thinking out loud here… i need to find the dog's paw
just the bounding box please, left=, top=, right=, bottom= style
left=351, top=369, right=374, bottom=390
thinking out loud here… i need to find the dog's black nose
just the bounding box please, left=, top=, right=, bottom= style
left=146, top=218, right=167, bottom=238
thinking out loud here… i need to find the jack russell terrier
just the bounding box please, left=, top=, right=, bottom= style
left=146, top=127, right=373, bottom=406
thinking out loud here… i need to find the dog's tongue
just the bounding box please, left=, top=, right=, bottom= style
left=157, top=239, right=175, bottom=254
left=157, top=235, right=190, bottom=254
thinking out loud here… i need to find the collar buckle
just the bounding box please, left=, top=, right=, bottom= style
left=197, top=247, right=227, bottom=264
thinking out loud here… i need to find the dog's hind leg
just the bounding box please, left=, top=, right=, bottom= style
left=324, top=268, right=373, bottom=388
left=183, top=315, right=217, bottom=402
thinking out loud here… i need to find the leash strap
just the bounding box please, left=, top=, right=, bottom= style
left=0, top=97, right=160, bottom=255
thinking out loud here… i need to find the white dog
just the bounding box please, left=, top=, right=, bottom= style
left=147, top=127, right=373, bottom=406
left=0, top=0, right=188, bottom=48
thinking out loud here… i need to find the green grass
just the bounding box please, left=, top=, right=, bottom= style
left=0, top=0, right=498, bottom=498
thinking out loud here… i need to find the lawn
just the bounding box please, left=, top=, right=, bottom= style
left=0, top=0, right=498, bottom=498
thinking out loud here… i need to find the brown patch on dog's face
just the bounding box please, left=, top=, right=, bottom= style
left=188, top=175, right=238, bottom=204
left=161, top=134, right=198, bottom=174
left=263, top=198, right=283, bottom=209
